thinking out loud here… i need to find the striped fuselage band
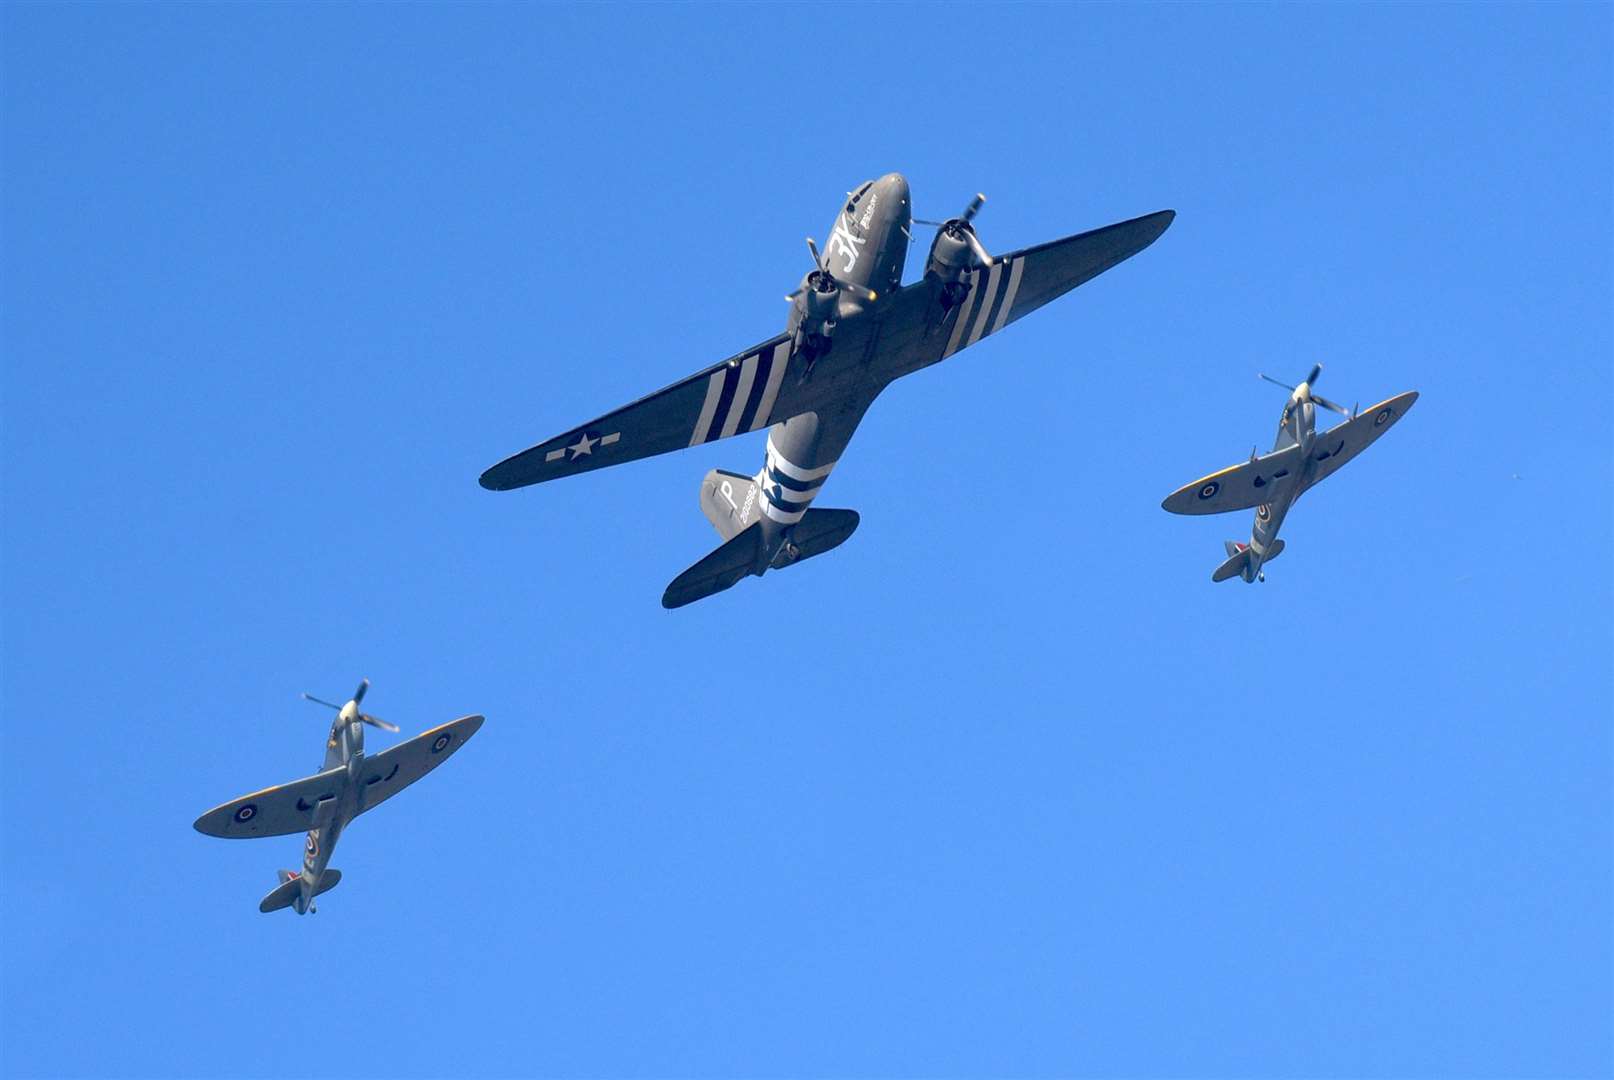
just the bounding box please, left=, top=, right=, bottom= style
left=758, top=438, right=835, bottom=525
left=689, top=340, right=791, bottom=447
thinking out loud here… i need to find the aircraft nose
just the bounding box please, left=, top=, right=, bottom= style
left=877, top=172, right=910, bottom=209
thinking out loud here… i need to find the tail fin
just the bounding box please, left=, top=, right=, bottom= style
left=1213, top=542, right=1253, bottom=583
left=700, top=469, right=761, bottom=542
left=257, top=868, right=341, bottom=914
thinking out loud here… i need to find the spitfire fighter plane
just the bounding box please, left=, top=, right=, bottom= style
left=481, top=173, right=1174, bottom=607
left=194, top=680, right=484, bottom=914
left=1161, top=365, right=1418, bottom=583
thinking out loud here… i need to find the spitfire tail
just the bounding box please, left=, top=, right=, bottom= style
left=259, top=871, right=303, bottom=913
left=1211, top=539, right=1284, bottom=584
left=1213, top=542, right=1254, bottom=584
left=257, top=868, right=341, bottom=914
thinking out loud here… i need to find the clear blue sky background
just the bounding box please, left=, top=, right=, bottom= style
left=4, top=4, right=1610, bottom=1077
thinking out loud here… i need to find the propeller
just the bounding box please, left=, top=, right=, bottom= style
left=1258, top=364, right=1351, bottom=419
left=915, top=193, right=993, bottom=267
left=784, top=236, right=877, bottom=304
left=300, top=678, right=399, bottom=733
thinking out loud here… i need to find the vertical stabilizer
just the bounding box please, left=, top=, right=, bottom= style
left=700, top=469, right=762, bottom=542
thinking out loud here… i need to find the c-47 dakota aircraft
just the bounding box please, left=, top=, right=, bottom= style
left=194, top=680, right=483, bottom=914
left=1161, top=364, right=1418, bottom=583
left=481, top=173, right=1174, bottom=607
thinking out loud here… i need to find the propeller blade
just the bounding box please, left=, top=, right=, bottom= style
left=1258, top=373, right=1297, bottom=392
left=360, top=713, right=399, bottom=733
left=805, top=236, right=823, bottom=269
left=788, top=277, right=873, bottom=302
left=917, top=196, right=986, bottom=230
left=352, top=678, right=369, bottom=704
left=1313, top=394, right=1352, bottom=418
left=301, top=693, right=343, bottom=711
left=830, top=275, right=877, bottom=303
left=1306, top=362, right=1323, bottom=386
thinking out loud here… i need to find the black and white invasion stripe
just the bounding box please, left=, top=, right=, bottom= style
left=756, top=437, right=835, bottom=526
left=689, top=340, right=791, bottom=446
left=942, top=256, right=1025, bottom=360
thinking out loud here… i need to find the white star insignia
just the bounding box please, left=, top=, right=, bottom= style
left=566, top=432, right=598, bottom=460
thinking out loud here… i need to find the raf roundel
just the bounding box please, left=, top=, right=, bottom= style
left=431, top=732, right=452, bottom=754
left=306, top=834, right=318, bottom=857
left=234, top=803, right=257, bottom=823
left=1198, top=480, right=1221, bottom=501
left=1374, top=406, right=1393, bottom=427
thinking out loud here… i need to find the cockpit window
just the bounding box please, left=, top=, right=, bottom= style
left=845, top=181, right=873, bottom=216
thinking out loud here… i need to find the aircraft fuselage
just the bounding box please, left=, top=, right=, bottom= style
left=756, top=174, right=914, bottom=565
left=1243, top=389, right=1318, bottom=581
left=293, top=706, right=366, bottom=913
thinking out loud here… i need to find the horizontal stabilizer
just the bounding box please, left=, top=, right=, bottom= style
left=258, top=869, right=341, bottom=914
left=259, top=876, right=300, bottom=913
left=1212, top=539, right=1284, bottom=583
left=771, top=508, right=860, bottom=569
left=663, top=522, right=764, bottom=609
left=1212, top=544, right=1251, bottom=583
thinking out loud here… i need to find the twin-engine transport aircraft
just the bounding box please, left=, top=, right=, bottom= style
left=480, top=173, right=1174, bottom=607
left=1161, top=365, right=1418, bottom=583
left=194, top=680, right=484, bottom=914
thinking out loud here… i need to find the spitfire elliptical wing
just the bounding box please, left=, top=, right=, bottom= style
left=352, top=714, right=485, bottom=817
left=193, top=766, right=348, bottom=839
left=1162, top=443, right=1310, bottom=516
left=928, top=210, right=1176, bottom=363
left=480, top=334, right=793, bottom=491
left=1299, top=392, right=1420, bottom=488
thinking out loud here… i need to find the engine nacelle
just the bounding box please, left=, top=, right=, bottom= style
left=926, top=225, right=977, bottom=284
left=787, top=270, right=841, bottom=347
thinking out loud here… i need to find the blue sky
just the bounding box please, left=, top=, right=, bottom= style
left=3, top=3, right=1609, bottom=1077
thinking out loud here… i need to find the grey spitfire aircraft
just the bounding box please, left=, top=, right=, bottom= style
left=480, top=173, right=1174, bottom=607
left=1161, top=364, right=1418, bottom=583
left=194, top=680, right=484, bottom=914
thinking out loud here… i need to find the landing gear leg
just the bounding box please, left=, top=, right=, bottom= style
left=794, top=331, right=832, bottom=382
